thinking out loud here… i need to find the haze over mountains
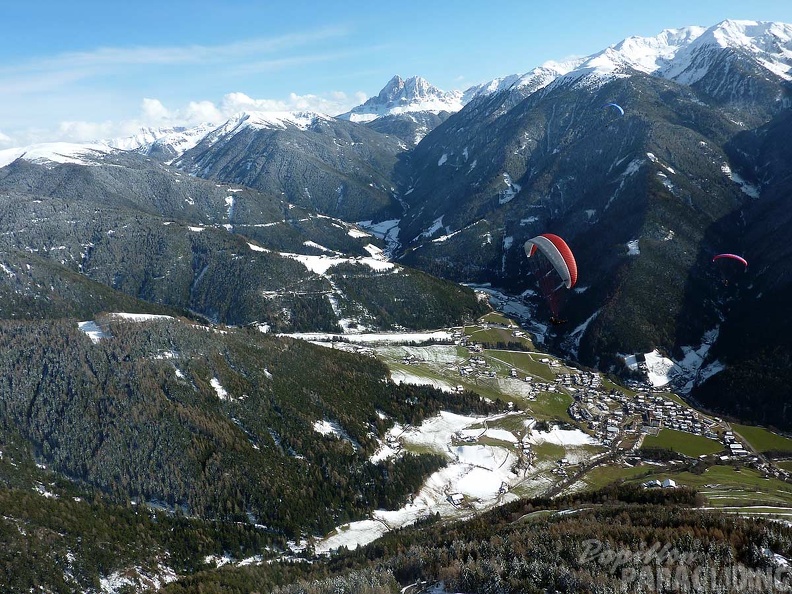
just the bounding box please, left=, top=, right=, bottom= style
left=2, top=19, right=791, bottom=423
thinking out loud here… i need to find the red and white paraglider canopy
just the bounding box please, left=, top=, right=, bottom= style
left=524, top=233, right=578, bottom=289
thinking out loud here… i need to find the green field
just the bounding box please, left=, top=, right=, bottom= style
left=581, top=464, right=654, bottom=490
left=732, top=423, right=792, bottom=453
left=480, top=312, right=518, bottom=327
left=653, top=391, right=689, bottom=407
left=642, top=428, right=724, bottom=457
left=618, top=464, right=792, bottom=507
left=532, top=441, right=566, bottom=461
left=529, top=391, right=574, bottom=422
left=465, top=326, right=533, bottom=349
left=484, top=350, right=557, bottom=381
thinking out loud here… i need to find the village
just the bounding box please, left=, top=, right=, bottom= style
left=299, top=320, right=792, bottom=491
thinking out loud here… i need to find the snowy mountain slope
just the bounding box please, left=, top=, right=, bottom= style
left=0, top=142, right=117, bottom=169
left=173, top=111, right=405, bottom=222
left=124, top=123, right=220, bottom=161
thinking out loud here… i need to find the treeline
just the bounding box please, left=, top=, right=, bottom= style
left=162, top=484, right=792, bottom=593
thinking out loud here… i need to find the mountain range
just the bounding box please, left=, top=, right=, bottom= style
left=2, top=17, right=792, bottom=590
left=2, top=19, right=791, bottom=429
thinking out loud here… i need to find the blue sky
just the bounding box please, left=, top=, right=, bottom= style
left=2, top=0, right=792, bottom=146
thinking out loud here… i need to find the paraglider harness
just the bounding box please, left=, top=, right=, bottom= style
left=550, top=316, right=567, bottom=326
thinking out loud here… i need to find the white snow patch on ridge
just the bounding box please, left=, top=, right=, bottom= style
left=0, top=142, right=115, bottom=168
left=110, top=313, right=174, bottom=322
left=285, top=252, right=395, bottom=275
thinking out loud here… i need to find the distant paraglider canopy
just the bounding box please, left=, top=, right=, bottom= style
left=603, top=102, right=625, bottom=116
left=712, top=253, right=748, bottom=268
left=524, top=233, right=578, bottom=320
left=712, top=253, right=748, bottom=285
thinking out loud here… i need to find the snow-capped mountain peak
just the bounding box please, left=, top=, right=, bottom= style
left=338, top=75, right=464, bottom=122
left=199, top=110, right=332, bottom=147
left=541, top=19, right=792, bottom=91
left=109, top=123, right=218, bottom=156
left=0, top=142, right=117, bottom=169
left=662, top=19, right=792, bottom=83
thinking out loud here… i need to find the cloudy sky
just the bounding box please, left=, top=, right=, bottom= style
left=2, top=0, right=791, bottom=147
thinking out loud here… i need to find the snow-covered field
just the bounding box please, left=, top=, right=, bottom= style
left=389, top=369, right=457, bottom=393
left=529, top=427, right=598, bottom=447
left=283, top=330, right=455, bottom=342
left=315, top=411, right=601, bottom=555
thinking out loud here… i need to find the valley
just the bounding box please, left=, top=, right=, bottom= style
left=1, top=12, right=791, bottom=592
left=277, top=298, right=792, bottom=558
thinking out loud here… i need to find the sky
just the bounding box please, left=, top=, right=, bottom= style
left=2, top=0, right=792, bottom=147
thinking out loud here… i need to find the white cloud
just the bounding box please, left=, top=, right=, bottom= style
left=141, top=98, right=171, bottom=122
left=11, top=88, right=365, bottom=145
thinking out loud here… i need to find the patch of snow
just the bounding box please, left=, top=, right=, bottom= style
left=284, top=330, right=454, bottom=343
left=699, top=360, right=725, bottom=382
left=347, top=228, right=370, bottom=239
left=722, top=163, right=760, bottom=198
left=562, top=308, right=601, bottom=358
left=78, top=321, right=107, bottom=344
left=363, top=243, right=386, bottom=260
left=357, top=219, right=401, bottom=257
left=438, top=153, right=448, bottom=166
left=313, top=420, right=344, bottom=437
left=283, top=252, right=395, bottom=275
left=313, top=420, right=359, bottom=450
left=418, top=216, right=445, bottom=241
left=247, top=242, right=267, bottom=252
left=529, top=427, right=598, bottom=447
left=0, top=142, right=115, bottom=169
left=390, top=369, right=457, bottom=393
left=643, top=349, right=680, bottom=387
left=211, top=378, right=230, bottom=401
left=499, top=173, right=522, bottom=204
left=110, top=313, right=173, bottom=322
left=626, top=239, right=640, bottom=255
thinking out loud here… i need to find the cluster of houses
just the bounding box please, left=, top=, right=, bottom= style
left=643, top=478, right=677, bottom=489
left=568, top=381, right=727, bottom=450
left=722, top=430, right=748, bottom=457
left=457, top=354, right=497, bottom=378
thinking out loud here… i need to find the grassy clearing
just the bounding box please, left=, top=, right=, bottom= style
left=528, top=391, right=573, bottom=422
left=532, top=441, right=566, bottom=462
left=480, top=312, right=518, bottom=327
left=601, top=377, right=636, bottom=396
left=489, top=415, right=534, bottom=434
left=654, top=391, right=689, bottom=407
left=630, top=465, right=792, bottom=507
left=581, top=464, right=654, bottom=490
left=732, top=423, right=792, bottom=453
left=485, top=350, right=556, bottom=381
left=466, top=327, right=525, bottom=346
left=642, top=428, right=724, bottom=457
